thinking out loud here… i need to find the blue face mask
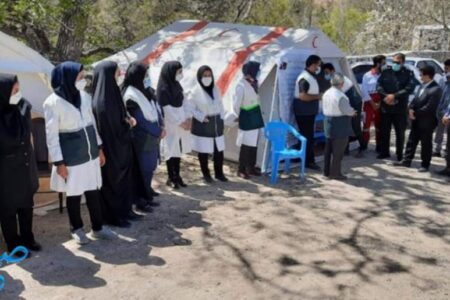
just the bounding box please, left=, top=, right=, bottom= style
left=143, top=77, right=151, bottom=89
left=392, top=63, right=402, bottom=72
left=324, top=73, right=332, bottom=81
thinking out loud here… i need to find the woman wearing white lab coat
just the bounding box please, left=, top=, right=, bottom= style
left=43, top=61, right=116, bottom=245
left=188, top=65, right=228, bottom=183
left=232, top=61, right=265, bottom=179
left=157, top=61, right=192, bottom=189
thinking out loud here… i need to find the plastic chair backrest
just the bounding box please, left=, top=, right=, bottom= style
left=265, top=121, right=290, bottom=152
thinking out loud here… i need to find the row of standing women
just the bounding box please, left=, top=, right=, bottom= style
left=0, top=60, right=264, bottom=255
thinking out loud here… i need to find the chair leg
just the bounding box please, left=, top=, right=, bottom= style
left=300, top=157, right=306, bottom=180
left=284, top=158, right=290, bottom=174
left=271, top=155, right=279, bottom=184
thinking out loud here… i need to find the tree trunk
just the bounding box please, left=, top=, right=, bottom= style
left=54, top=2, right=89, bottom=62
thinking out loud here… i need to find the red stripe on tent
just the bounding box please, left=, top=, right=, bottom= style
left=143, top=21, right=209, bottom=65
left=216, top=27, right=287, bottom=96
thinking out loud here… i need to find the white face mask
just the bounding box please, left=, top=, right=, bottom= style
left=9, top=91, right=22, bottom=105
left=176, top=73, right=183, bottom=82
left=116, top=75, right=125, bottom=86
left=201, top=77, right=213, bottom=87
left=143, top=77, right=151, bottom=88
left=446, top=71, right=450, bottom=79
left=315, top=66, right=321, bottom=75
left=75, top=79, right=87, bottom=91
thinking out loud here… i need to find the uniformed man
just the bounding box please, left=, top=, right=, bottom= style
left=293, top=55, right=322, bottom=170
left=376, top=53, right=417, bottom=161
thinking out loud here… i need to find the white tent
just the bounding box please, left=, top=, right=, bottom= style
left=98, top=20, right=356, bottom=171
left=0, top=31, right=53, bottom=117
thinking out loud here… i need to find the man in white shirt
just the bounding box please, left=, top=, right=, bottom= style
left=361, top=55, right=386, bottom=153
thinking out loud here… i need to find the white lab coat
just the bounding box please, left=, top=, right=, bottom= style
left=160, top=101, right=192, bottom=161
left=43, top=91, right=103, bottom=196
left=188, top=85, right=225, bottom=153
left=232, top=79, right=261, bottom=147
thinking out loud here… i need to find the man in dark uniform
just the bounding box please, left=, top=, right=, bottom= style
left=293, top=55, right=322, bottom=170
left=376, top=53, right=417, bottom=161
left=394, top=66, right=442, bottom=172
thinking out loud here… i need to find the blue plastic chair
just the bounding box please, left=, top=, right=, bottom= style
left=264, top=121, right=307, bottom=184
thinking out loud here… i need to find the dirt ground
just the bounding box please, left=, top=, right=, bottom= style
left=1, top=144, right=450, bottom=300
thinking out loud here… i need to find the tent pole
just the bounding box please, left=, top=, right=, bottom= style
left=262, top=65, right=279, bottom=174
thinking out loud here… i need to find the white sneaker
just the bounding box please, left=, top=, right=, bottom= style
left=71, top=228, right=91, bottom=245
left=90, top=226, right=118, bottom=240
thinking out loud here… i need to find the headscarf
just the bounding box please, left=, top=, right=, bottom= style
left=92, top=60, right=128, bottom=135
left=51, top=61, right=83, bottom=109
left=0, top=74, right=28, bottom=139
left=197, top=65, right=215, bottom=99
left=156, top=61, right=184, bottom=107
left=242, top=61, right=260, bottom=93
left=122, top=61, right=156, bottom=101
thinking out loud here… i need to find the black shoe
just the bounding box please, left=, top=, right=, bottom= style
left=433, top=152, right=442, bottom=157
left=377, top=154, right=391, bottom=159
left=393, top=161, right=411, bottom=167
left=23, top=240, right=42, bottom=252
left=203, top=176, right=214, bottom=183
left=306, top=163, right=321, bottom=171
left=127, top=211, right=143, bottom=221
left=329, top=175, right=347, bottom=181
left=150, top=189, right=160, bottom=197
left=237, top=171, right=250, bottom=179
left=397, top=155, right=403, bottom=162
left=215, top=175, right=229, bottom=182
left=166, top=179, right=180, bottom=189
left=148, top=201, right=160, bottom=207
left=436, top=168, right=450, bottom=176
left=136, top=204, right=153, bottom=213
left=177, top=178, right=188, bottom=188
left=109, top=219, right=132, bottom=228
left=354, top=151, right=364, bottom=158
left=418, top=167, right=429, bottom=173
left=247, top=167, right=262, bottom=176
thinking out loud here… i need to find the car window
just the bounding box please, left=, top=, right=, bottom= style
left=352, top=65, right=372, bottom=84
left=417, top=61, right=427, bottom=70
left=425, top=60, right=443, bottom=74
left=405, top=60, right=415, bottom=66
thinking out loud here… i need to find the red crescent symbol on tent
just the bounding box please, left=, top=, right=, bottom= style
left=143, top=21, right=209, bottom=65
left=312, top=36, right=318, bottom=48
left=216, top=27, right=287, bottom=96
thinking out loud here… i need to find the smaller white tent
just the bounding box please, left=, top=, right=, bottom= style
left=0, top=31, right=53, bottom=116
left=98, top=20, right=357, bottom=171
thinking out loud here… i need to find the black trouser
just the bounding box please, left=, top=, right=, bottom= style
left=350, top=111, right=367, bottom=150
left=295, top=114, right=316, bottom=165
left=379, top=112, right=407, bottom=159
left=324, top=138, right=348, bottom=177
left=66, top=190, right=103, bottom=232
left=166, top=157, right=181, bottom=182
left=238, top=145, right=257, bottom=173
left=0, top=207, right=34, bottom=252
left=198, top=141, right=224, bottom=178
left=404, top=120, right=436, bottom=168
